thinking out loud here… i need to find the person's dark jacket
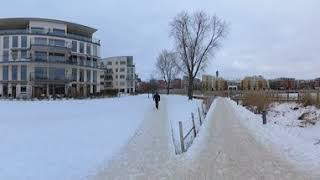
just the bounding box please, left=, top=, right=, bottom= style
left=153, top=93, right=160, bottom=102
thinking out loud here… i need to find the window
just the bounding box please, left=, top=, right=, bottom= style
left=49, top=68, right=65, bottom=80
left=31, top=27, right=45, bottom=34
left=107, top=61, right=112, bottom=65
left=86, top=57, right=91, bottom=66
left=49, top=53, right=64, bottom=62
left=79, top=69, right=84, bottom=82
left=11, top=50, right=18, bottom=60
left=93, top=45, right=97, bottom=56
left=72, top=41, right=77, bottom=52
left=93, top=71, right=97, bottom=82
left=52, top=28, right=65, bottom=35
left=79, top=57, right=85, bottom=66
left=115, top=75, right=118, bottom=79
left=3, top=51, right=9, bottom=62
left=2, top=66, right=8, bottom=80
left=21, top=50, right=27, bottom=59
left=120, top=75, right=125, bottom=79
left=120, top=68, right=125, bottom=72
left=21, top=36, right=27, bottom=48
left=120, top=82, right=125, bottom=86
left=12, top=65, right=18, bottom=80
left=93, top=59, right=97, bottom=68
left=3, top=36, right=9, bottom=49
left=86, top=44, right=91, bottom=55
left=115, top=68, right=118, bottom=72
left=20, top=86, right=27, bottom=93
left=21, top=65, right=27, bottom=81
left=116, top=61, right=118, bottom=65
left=34, top=67, right=47, bottom=80
left=34, top=37, right=47, bottom=45
left=87, top=70, right=91, bottom=82
left=79, top=42, right=84, bottom=53
left=72, top=68, right=77, bottom=81
left=12, top=36, right=18, bottom=48
left=34, top=51, right=47, bottom=61
left=49, top=39, right=65, bottom=47
left=120, top=61, right=126, bottom=65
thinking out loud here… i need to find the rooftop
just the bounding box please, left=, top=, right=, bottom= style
left=0, top=18, right=97, bottom=37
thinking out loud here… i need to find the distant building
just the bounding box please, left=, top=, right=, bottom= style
left=269, top=78, right=296, bottom=90
left=101, top=56, right=136, bottom=93
left=202, top=74, right=227, bottom=91
left=314, top=78, right=320, bottom=90
left=183, top=76, right=201, bottom=90
left=296, top=79, right=314, bottom=90
left=172, top=78, right=182, bottom=89
left=227, top=80, right=241, bottom=91
left=241, top=75, right=268, bottom=90
left=158, top=80, right=166, bottom=89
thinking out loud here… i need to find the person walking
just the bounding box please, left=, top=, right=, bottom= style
left=153, top=92, right=161, bottom=109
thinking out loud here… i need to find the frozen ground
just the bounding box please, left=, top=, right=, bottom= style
left=231, top=99, right=320, bottom=175
left=93, top=97, right=315, bottom=179
left=0, top=95, right=152, bottom=180
left=2, top=95, right=319, bottom=179
left=165, top=95, right=203, bottom=153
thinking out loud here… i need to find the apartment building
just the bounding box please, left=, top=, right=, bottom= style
left=101, top=56, right=136, bottom=93
left=202, top=74, right=227, bottom=91
left=0, top=18, right=102, bottom=98
left=241, top=75, right=268, bottom=90
left=269, top=78, right=296, bottom=90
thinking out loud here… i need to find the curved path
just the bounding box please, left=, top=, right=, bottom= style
left=91, top=97, right=317, bottom=180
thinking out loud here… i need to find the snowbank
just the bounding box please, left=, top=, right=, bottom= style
left=228, top=99, right=320, bottom=174
left=0, top=95, right=152, bottom=180
left=165, top=95, right=203, bottom=153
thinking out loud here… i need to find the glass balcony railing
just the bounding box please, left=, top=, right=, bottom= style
left=0, top=29, right=100, bottom=44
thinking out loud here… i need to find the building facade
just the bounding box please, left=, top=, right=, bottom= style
left=202, top=75, right=227, bottom=91
left=101, top=56, right=136, bottom=93
left=241, top=75, right=268, bottom=90
left=0, top=18, right=102, bottom=98
left=269, top=78, right=296, bottom=90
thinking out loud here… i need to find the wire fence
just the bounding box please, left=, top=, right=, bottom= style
left=177, top=96, right=215, bottom=154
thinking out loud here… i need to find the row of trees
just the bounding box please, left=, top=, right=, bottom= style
left=155, top=11, right=228, bottom=99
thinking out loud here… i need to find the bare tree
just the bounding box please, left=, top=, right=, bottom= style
left=156, top=49, right=180, bottom=94
left=170, top=11, right=228, bottom=99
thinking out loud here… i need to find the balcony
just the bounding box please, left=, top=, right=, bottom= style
left=30, top=72, right=72, bottom=84
left=0, top=29, right=100, bottom=45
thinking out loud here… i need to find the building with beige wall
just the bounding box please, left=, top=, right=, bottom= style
left=101, top=56, right=136, bottom=93
left=241, top=75, right=268, bottom=90
left=202, top=75, right=227, bottom=91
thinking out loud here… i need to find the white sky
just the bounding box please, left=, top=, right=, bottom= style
left=2, top=0, right=320, bottom=80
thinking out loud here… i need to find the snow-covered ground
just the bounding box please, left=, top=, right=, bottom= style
left=165, top=95, right=203, bottom=153
left=0, top=95, right=152, bottom=180
left=230, top=99, right=320, bottom=175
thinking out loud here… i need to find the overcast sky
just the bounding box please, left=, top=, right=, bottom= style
left=2, top=0, right=320, bottom=80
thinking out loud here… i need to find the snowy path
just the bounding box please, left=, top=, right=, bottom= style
left=92, top=97, right=177, bottom=179
left=91, top=97, right=316, bottom=179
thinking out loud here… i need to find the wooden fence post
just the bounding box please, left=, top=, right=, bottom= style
left=198, top=107, right=202, bottom=125
left=179, top=121, right=185, bottom=153
left=287, top=93, right=290, bottom=101
left=192, top=113, right=196, bottom=137
left=262, top=111, right=267, bottom=125
left=202, top=103, right=205, bottom=115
